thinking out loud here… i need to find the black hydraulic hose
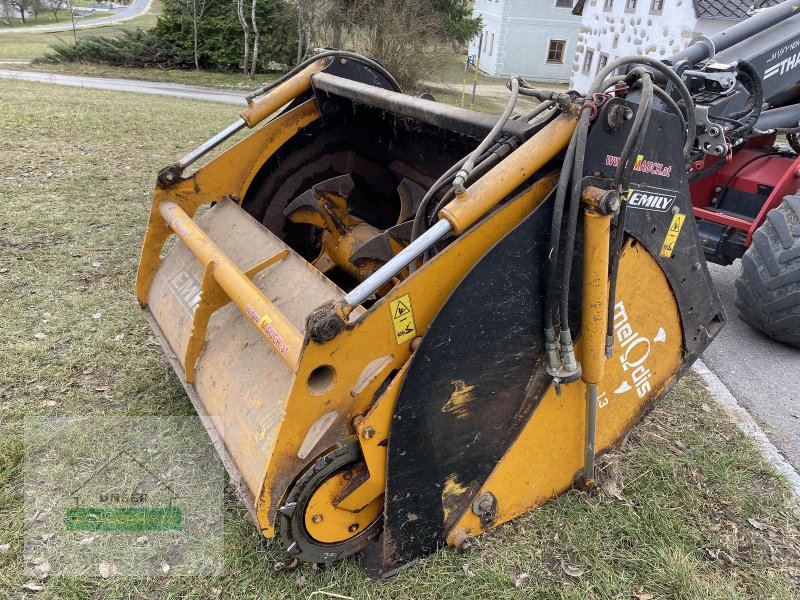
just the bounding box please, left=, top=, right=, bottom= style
left=430, top=139, right=518, bottom=224
left=716, top=151, right=787, bottom=206
left=411, top=140, right=507, bottom=244
left=558, top=110, right=592, bottom=334
left=246, top=50, right=402, bottom=101
left=592, top=55, right=695, bottom=162
left=453, top=77, right=520, bottom=194
left=604, top=80, right=654, bottom=349
left=727, top=60, right=763, bottom=138
left=651, top=86, right=687, bottom=136
left=617, top=76, right=655, bottom=190
left=543, top=131, right=580, bottom=335
left=410, top=155, right=469, bottom=243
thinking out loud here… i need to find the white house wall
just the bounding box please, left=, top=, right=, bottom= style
left=470, top=0, right=508, bottom=77
left=505, top=1, right=582, bottom=82
left=570, top=0, right=699, bottom=92
left=470, top=0, right=581, bottom=83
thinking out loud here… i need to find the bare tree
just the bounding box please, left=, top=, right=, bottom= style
left=307, top=0, right=447, bottom=89
left=173, top=0, right=210, bottom=70
left=295, top=0, right=314, bottom=64
left=44, top=0, right=67, bottom=22
left=6, top=0, right=33, bottom=23
left=236, top=0, right=250, bottom=76
left=249, top=0, right=259, bottom=77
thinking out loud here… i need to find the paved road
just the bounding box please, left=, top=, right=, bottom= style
left=0, top=0, right=151, bottom=34
left=1, top=69, right=797, bottom=472
left=0, top=69, right=247, bottom=105
left=703, top=262, right=800, bottom=472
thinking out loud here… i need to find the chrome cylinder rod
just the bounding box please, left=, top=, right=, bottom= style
left=584, top=383, right=598, bottom=485
left=178, top=118, right=247, bottom=170
left=344, top=219, right=453, bottom=307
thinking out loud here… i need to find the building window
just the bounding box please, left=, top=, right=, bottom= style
left=650, top=0, right=664, bottom=13
left=546, top=39, right=566, bottom=63
left=597, top=52, right=608, bottom=74
left=604, top=0, right=614, bottom=8
left=489, top=32, right=495, bottom=56
left=555, top=0, right=573, bottom=7
left=625, top=0, right=637, bottom=11
left=583, top=49, right=594, bottom=74
left=613, top=35, right=619, bottom=49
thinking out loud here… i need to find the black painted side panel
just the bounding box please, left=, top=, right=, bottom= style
left=370, top=99, right=725, bottom=575
left=379, top=193, right=557, bottom=568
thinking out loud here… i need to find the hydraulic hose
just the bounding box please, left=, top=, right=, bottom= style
left=604, top=76, right=654, bottom=353
left=558, top=110, right=592, bottom=336
left=452, top=77, right=520, bottom=194
left=543, top=129, right=580, bottom=337
left=591, top=55, right=695, bottom=162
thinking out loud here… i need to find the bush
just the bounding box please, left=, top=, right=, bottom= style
left=39, top=0, right=296, bottom=73
left=39, top=29, right=185, bottom=68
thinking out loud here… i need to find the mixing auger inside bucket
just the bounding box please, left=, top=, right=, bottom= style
left=137, top=51, right=724, bottom=577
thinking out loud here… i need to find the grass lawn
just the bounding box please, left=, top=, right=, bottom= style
left=0, top=1, right=160, bottom=61
left=7, top=62, right=281, bottom=91
left=1, top=79, right=799, bottom=599
left=1, top=10, right=84, bottom=28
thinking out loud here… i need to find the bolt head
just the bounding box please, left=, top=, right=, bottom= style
left=312, top=514, right=323, bottom=523
left=362, top=426, right=375, bottom=440
left=348, top=523, right=359, bottom=533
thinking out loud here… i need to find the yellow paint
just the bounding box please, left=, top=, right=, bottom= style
left=136, top=99, right=321, bottom=307
left=660, top=213, right=686, bottom=257
left=389, top=294, right=417, bottom=344
left=257, top=174, right=559, bottom=533
left=442, top=474, right=468, bottom=523
left=303, top=468, right=383, bottom=544
left=441, top=380, right=476, bottom=419
left=239, top=59, right=327, bottom=128
left=581, top=209, right=612, bottom=385
left=137, top=83, right=561, bottom=540
left=439, top=113, right=577, bottom=234
left=446, top=239, right=684, bottom=543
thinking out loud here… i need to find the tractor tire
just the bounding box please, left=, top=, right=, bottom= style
left=734, top=195, right=800, bottom=348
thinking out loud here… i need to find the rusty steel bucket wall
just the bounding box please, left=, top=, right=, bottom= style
left=146, top=199, right=345, bottom=511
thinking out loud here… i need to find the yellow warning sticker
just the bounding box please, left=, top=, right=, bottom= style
left=389, top=294, right=416, bottom=344
left=660, top=213, right=686, bottom=257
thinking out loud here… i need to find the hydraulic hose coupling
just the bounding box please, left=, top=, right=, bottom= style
left=452, top=169, right=469, bottom=195
left=559, top=329, right=581, bottom=379
left=544, top=326, right=562, bottom=375
left=605, top=333, right=615, bottom=359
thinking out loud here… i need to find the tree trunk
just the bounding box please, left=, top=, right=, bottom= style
left=193, top=21, right=199, bottom=69
left=237, top=0, right=249, bottom=76
left=250, top=0, right=259, bottom=77
left=332, top=15, right=342, bottom=49
left=296, top=1, right=303, bottom=66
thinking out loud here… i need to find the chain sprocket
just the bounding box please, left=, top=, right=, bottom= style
left=277, top=440, right=382, bottom=565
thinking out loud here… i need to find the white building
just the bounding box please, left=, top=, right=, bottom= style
left=570, top=0, right=784, bottom=91
left=468, top=0, right=582, bottom=84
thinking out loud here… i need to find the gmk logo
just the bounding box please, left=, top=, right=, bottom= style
left=765, top=50, right=800, bottom=80
left=627, top=190, right=676, bottom=212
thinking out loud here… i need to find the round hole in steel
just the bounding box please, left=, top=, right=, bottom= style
left=308, top=365, right=335, bottom=395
